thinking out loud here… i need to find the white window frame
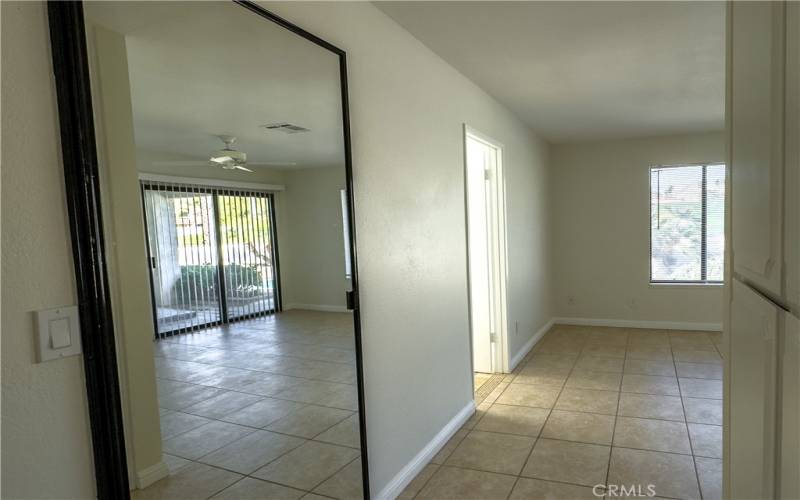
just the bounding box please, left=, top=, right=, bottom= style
left=648, top=163, right=726, bottom=286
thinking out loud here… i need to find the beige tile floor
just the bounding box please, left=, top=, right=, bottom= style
left=401, top=325, right=723, bottom=500
left=136, top=310, right=363, bottom=500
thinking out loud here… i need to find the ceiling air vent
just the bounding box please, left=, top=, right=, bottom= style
left=261, top=122, right=310, bottom=134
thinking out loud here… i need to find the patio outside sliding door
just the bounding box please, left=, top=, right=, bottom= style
left=141, top=181, right=280, bottom=338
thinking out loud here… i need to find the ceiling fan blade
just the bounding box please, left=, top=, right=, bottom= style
left=152, top=159, right=295, bottom=169
left=152, top=160, right=211, bottom=168
left=233, top=165, right=254, bottom=172
left=247, top=161, right=298, bottom=167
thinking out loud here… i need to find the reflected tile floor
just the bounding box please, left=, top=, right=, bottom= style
left=136, top=310, right=363, bottom=500
left=401, top=325, right=723, bottom=500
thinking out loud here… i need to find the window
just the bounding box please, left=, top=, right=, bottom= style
left=650, top=164, right=726, bottom=284
left=340, top=189, right=352, bottom=279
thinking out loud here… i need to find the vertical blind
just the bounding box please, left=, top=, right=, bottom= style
left=141, top=181, right=280, bottom=338
left=650, top=164, right=726, bottom=283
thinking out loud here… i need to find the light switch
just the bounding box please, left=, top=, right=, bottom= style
left=49, top=318, right=72, bottom=349
left=35, top=305, right=81, bottom=362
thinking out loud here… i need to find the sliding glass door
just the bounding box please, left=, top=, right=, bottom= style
left=217, top=192, right=279, bottom=321
left=141, top=182, right=280, bottom=338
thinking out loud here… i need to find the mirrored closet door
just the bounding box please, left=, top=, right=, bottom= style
left=48, top=1, right=367, bottom=498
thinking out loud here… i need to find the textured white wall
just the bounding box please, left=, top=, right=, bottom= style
left=551, top=132, right=726, bottom=326
left=502, top=129, right=552, bottom=361
left=262, top=2, right=552, bottom=493
left=281, top=167, right=350, bottom=310
left=1, top=2, right=96, bottom=498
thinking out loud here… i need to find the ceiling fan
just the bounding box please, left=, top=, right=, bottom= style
left=151, top=135, right=297, bottom=171
left=209, top=135, right=252, bottom=171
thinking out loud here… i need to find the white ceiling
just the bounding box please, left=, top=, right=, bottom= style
left=85, top=1, right=344, bottom=169
left=376, top=1, right=726, bottom=143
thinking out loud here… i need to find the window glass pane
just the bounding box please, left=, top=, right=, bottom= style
left=651, top=166, right=703, bottom=281
left=705, top=164, right=726, bottom=281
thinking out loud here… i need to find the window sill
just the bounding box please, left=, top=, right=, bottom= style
left=649, top=282, right=724, bottom=288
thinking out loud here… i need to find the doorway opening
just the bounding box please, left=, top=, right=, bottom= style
left=464, top=126, right=509, bottom=399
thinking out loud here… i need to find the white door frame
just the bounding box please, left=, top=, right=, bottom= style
left=463, top=124, right=510, bottom=374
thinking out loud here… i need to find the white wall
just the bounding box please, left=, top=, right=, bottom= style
left=0, top=1, right=552, bottom=497
left=262, top=2, right=552, bottom=493
left=91, top=24, right=163, bottom=484
left=281, top=166, right=350, bottom=310
left=503, top=130, right=552, bottom=360
left=551, top=132, right=725, bottom=327
left=1, top=2, right=96, bottom=498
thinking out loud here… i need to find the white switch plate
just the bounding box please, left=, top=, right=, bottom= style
left=35, top=305, right=82, bottom=362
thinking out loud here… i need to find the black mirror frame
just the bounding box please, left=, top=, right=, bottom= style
left=46, top=1, right=369, bottom=498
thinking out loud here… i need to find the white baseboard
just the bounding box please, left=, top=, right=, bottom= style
left=375, top=400, right=475, bottom=500
left=136, top=461, right=169, bottom=489
left=553, top=317, right=722, bottom=332
left=509, top=318, right=554, bottom=371
left=283, top=303, right=349, bottom=313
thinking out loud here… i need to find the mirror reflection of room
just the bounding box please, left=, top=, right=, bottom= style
left=84, top=2, right=364, bottom=498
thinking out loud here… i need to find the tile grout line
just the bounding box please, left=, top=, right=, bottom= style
left=428, top=463, right=687, bottom=500
left=603, top=331, right=628, bottom=492
left=165, top=421, right=347, bottom=499
left=152, top=315, right=363, bottom=500
left=164, top=402, right=360, bottom=467
left=157, top=335, right=358, bottom=361
left=155, top=358, right=359, bottom=386
left=162, top=428, right=360, bottom=494
left=158, top=377, right=359, bottom=414
left=504, top=328, right=584, bottom=500
left=405, top=327, right=722, bottom=499
left=304, top=454, right=362, bottom=497
left=160, top=328, right=357, bottom=351
left=671, top=335, right=706, bottom=500
left=157, top=345, right=358, bottom=367
left=407, top=327, right=723, bottom=499
left=169, top=395, right=358, bottom=432
left=156, top=361, right=359, bottom=385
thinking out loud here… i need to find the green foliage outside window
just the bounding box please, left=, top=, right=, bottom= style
left=172, top=263, right=267, bottom=304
